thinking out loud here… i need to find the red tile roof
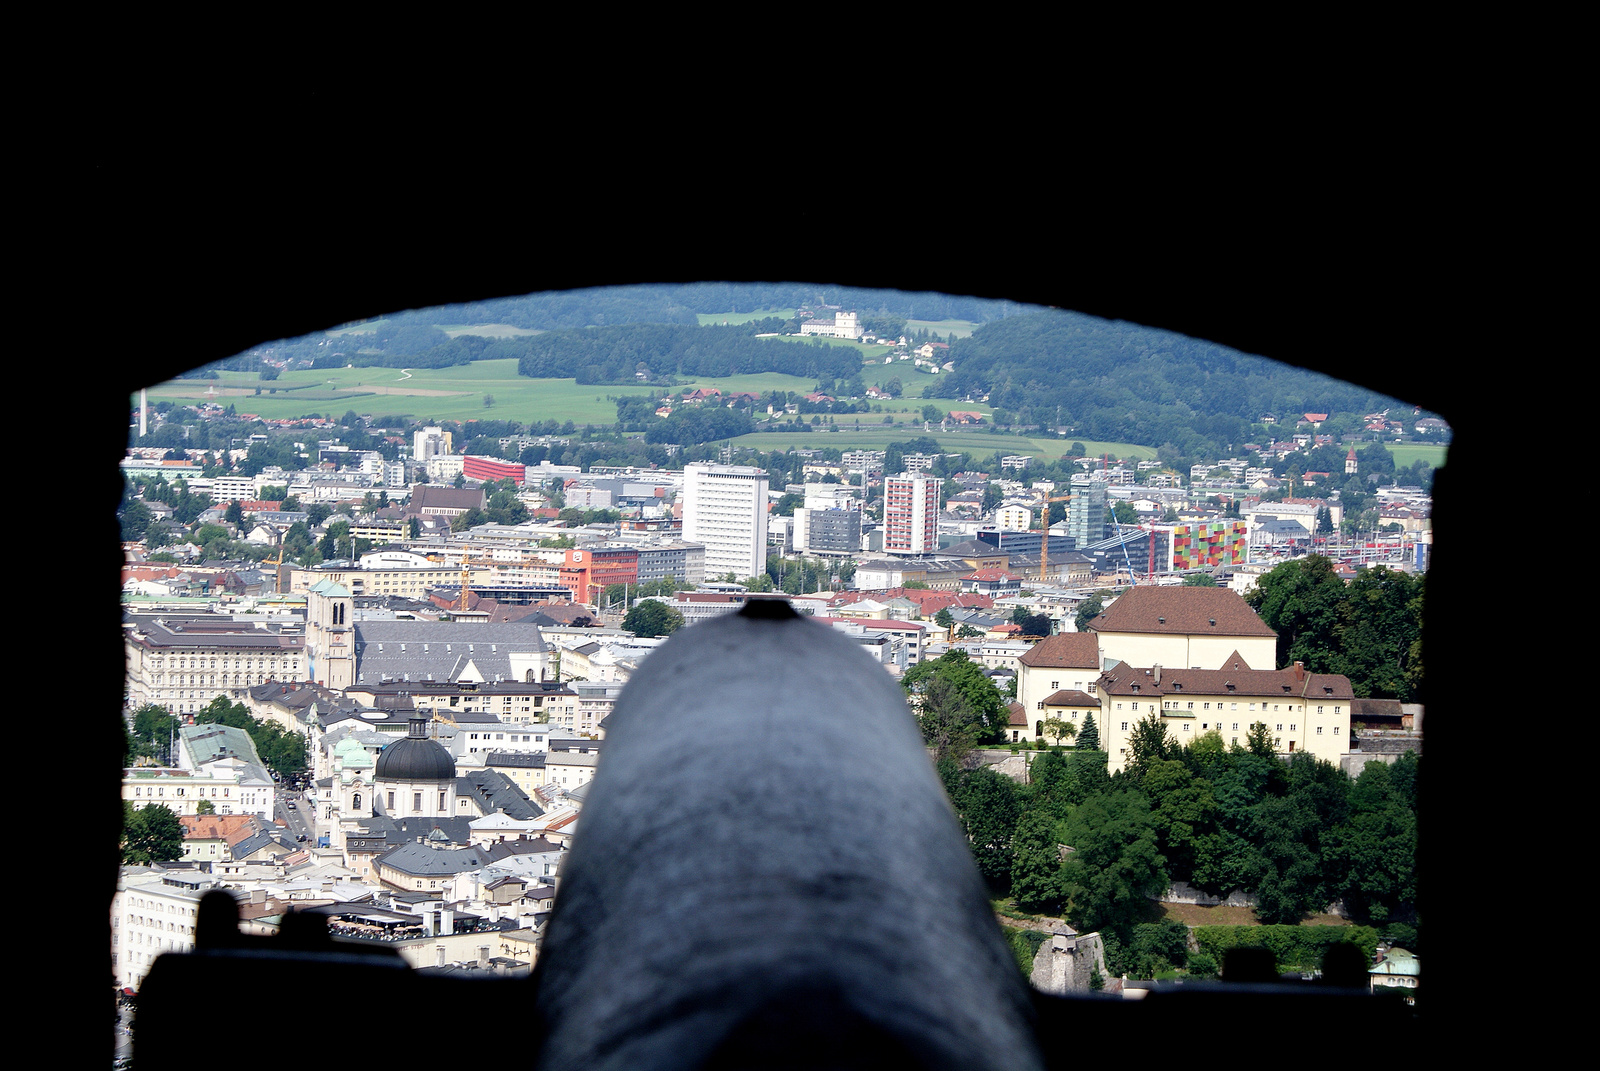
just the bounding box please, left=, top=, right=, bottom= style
left=1017, top=632, right=1100, bottom=669
left=1089, top=586, right=1275, bottom=638
left=1097, top=659, right=1353, bottom=701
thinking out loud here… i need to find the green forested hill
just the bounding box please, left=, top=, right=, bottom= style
left=514, top=323, right=867, bottom=384
left=925, top=311, right=1420, bottom=455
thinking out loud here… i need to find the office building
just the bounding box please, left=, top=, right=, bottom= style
left=1067, top=478, right=1107, bottom=547
left=883, top=475, right=939, bottom=556
left=681, top=464, right=769, bottom=579
left=793, top=507, right=862, bottom=556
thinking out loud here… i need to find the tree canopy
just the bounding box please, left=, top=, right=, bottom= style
left=123, top=803, right=184, bottom=865
left=1248, top=556, right=1424, bottom=701
left=621, top=600, right=684, bottom=638
left=902, top=651, right=1008, bottom=757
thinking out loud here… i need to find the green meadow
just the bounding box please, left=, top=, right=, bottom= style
left=143, top=360, right=616, bottom=425
left=140, top=356, right=1159, bottom=463
left=436, top=323, right=542, bottom=338
left=695, top=309, right=795, bottom=325
left=906, top=318, right=978, bottom=339
left=1385, top=443, right=1448, bottom=468
left=729, top=425, right=1158, bottom=465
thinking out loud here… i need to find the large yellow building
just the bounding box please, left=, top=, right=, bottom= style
left=1013, top=587, right=1355, bottom=769
left=1095, top=653, right=1353, bottom=771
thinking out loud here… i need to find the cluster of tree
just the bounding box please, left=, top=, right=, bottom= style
left=1193, top=923, right=1382, bottom=975
left=937, top=714, right=1420, bottom=976
left=190, top=522, right=276, bottom=563
left=766, top=553, right=852, bottom=593
left=600, top=577, right=685, bottom=611
left=237, top=437, right=312, bottom=477
left=337, top=286, right=703, bottom=334
left=921, top=310, right=1429, bottom=457
left=516, top=323, right=866, bottom=385
left=371, top=281, right=1010, bottom=330
left=1009, top=607, right=1052, bottom=637
left=621, top=600, right=684, bottom=638
left=450, top=484, right=531, bottom=532
left=313, top=333, right=493, bottom=370
left=122, top=802, right=184, bottom=864
left=902, top=651, right=1011, bottom=758
left=1074, top=591, right=1112, bottom=632
left=1247, top=556, right=1424, bottom=702
left=128, top=704, right=181, bottom=765
left=643, top=404, right=753, bottom=445
left=135, top=475, right=213, bottom=525
left=720, top=554, right=854, bottom=595
left=192, top=696, right=310, bottom=782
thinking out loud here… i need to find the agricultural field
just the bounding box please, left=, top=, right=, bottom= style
left=906, top=318, right=979, bottom=339
left=758, top=334, right=897, bottom=362
left=436, top=323, right=542, bottom=338
left=139, top=355, right=1158, bottom=466
left=143, top=360, right=616, bottom=425
left=857, top=355, right=945, bottom=389
left=1385, top=442, right=1448, bottom=468
left=321, top=319, right=539, bottom=339
left=695, top=309, right=795, bottom=326
left=730, top=424, right=1157, bottom=464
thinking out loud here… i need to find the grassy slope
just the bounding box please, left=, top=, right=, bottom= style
left=906, top=318, right=978, bottom=338
left=694, top=309, right=795, bottom=325
left=1385, top=443, right=1449, bottom=468
left=141, top=333, right=1439, bottom=467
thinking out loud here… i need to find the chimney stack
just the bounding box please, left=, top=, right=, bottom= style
left=1293, top=661, right=1306, bottom=680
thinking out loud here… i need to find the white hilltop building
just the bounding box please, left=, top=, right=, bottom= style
left=799, top=310, right=863, bottom=339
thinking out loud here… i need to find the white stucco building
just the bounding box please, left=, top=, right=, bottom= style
left=799, top=310, right=863, bottom=339
left=681, top=463, right=769, bottom=579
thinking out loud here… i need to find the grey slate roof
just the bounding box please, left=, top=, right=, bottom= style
left=485, top=752, right=547, bottom=769
left=376, top=841, right=496, bottom=877
left=456, top=769, right=544, bottom=821
left=231, top=831, right=293, bottom=859
left=355, top=815, right=477, bottom=846
left=352, top=620, right=549, bottom=685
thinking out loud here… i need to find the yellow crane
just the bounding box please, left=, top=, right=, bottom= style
left=1035, top=494, right=1072, bottom=583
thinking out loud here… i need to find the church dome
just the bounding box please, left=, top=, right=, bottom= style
left=375, top=717, right=456, bottom=782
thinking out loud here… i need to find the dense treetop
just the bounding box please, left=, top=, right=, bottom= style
left=925, top=310, right=1421, bottom=455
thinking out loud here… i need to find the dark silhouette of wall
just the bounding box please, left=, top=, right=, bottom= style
left=75, top=134, right=1475, bottom=1064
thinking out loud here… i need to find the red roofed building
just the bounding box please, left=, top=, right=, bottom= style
left=1017, top=633, right=1102, bottom=716
left=961, top=569, right=1022, bottom=596
left=1088, top=586, right=1276, bottom=671
left=1096, top=653, right=1353, bottom=770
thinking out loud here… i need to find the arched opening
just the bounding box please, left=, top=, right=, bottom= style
left=93, top=177, right=1472, bottom=1050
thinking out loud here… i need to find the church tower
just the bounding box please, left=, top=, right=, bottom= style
left=306, top=578, right=355, bottom=690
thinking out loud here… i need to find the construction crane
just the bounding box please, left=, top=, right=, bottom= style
left=1035, top=493, right=1072, bottom=583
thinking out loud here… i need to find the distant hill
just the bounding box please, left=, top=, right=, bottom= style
left=923, top=310, right=1419, bottom=455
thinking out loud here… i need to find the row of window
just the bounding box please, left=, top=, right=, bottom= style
left=1116, top=721, right=1342, bottom=740
left=133, top=786, right=231, bottom=797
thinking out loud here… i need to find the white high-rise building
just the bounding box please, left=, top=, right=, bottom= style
left=681, top=463, right=769, bottom=579
left=883, top=474, right=940, bottom=555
